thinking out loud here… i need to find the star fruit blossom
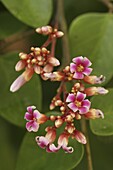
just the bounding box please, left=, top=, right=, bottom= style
left=66, top=91, right=91, bottom=114
left=24, top=106, right=48, bottom=132
left=70, top=56, right=93, bottom=79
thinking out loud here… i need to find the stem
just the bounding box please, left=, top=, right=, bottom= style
left=81, top=118, right=93, bottom=170
left=0, top=29, right=35, bottom=52
left=57, top=0, right=70, bottom=67
left=100, top=0, right=113, bottom=13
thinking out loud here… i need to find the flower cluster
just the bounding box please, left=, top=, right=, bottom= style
left=10, top=25, right=108, bottom=153
left=10, top=26, right=63, bottom=92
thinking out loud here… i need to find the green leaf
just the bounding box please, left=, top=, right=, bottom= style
left=1, top=0, right=53, bottom=27
left=0, top=116, right=25, bottom=170
left=0, top=52, right=42, bottom=127
left=69, top=13, right=113, bottom=83
left=90, top=88, right=113, bottom=136
left=16, top=131, right=83, bottom=170
left=0, top=12, right=26, bottom=40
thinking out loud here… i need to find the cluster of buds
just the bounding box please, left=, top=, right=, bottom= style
left=36, top=25, right=64, bottom=38
left=10, top=26, right=108, bottom=154
left=24, top=56, right=108, bottom=153
left=10, top=25, right=64, bottom=92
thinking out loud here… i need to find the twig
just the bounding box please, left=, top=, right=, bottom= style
left=57, top=0, right=70, bottom=67
left=100, top=0, right=113, bottom=13
left=0, top=29, right=35, bottom=52
left=81, top=118, right=93, bottom=170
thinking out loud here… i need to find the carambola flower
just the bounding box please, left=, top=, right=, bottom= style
left=24, top=106, right=48, bottom=132
left=70, top=56, right=93, bottom=79
left=66, top=91, right=91, bottom=114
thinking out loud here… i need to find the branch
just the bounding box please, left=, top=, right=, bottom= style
left=100, top=0, right=113, bottom=13
left=81, top=118, right=93, bottom=170
left=57, top=0, right=70, bottom=67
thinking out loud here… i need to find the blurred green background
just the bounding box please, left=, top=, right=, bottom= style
left=0, top=0, right=113, bottom=170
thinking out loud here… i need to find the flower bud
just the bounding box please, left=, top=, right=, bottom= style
left=36, top=26, right=52, bottom=35
left=84, top=75, right=105, bottom=84
left=85, top=87, right=108, bottom=96
left=73, top=130, right=87, bottom=144
left=84, top=109, right=104, bottom=119
left=55, top=118, right=63, bottom=128
left=15, top=60, right=26, bottom=71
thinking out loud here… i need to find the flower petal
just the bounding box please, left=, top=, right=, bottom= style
left=36, top=136, right=49, bottom=149
left=83, top=57, right=92, bottom=67
left=72, top=56, right=83, bottom=64
left=76, top=92, right=86, bottom=101
left=83, top=67, right=93, bottom=76
left=46, top=144, right=60, bottom=153
left=68, top=103, right=78, bottom=112
left=73, top=72, right=84, bottom=79
left=66, top=93, right=75, bottom=103
left=33, top=110, right=41, bottom=119
left=79, top=107, right=89, bottom=114
left=70, top=63, right=76, bottom=73
left=82, top=99, right=91, bottom=108
left=24, top=112, right=33, bottom=120
left=62, top=146, right=74, bottom=153
left=27, top=106, right=36, bottom=113
left=26, top=121, right=39, bottom=132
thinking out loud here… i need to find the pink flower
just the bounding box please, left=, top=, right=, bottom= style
left=35, top=128, right=59, bottom=152
left=57, top=133, right=74, bottom=153
left=66, top=91, right=91, bottom=114
left=70, top=56, right=92, bottom=79
left=24, top=106, right=47, bottom=132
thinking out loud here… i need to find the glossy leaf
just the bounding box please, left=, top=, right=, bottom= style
left=90, top=88, right=113, bottom=136
left=1, top=0, right=53, bottom=27
left=0, top=12, right=26, bottom=40
left=0, top=116, right=25, bottom=170
left=69, top=13, right=113, bottom=83
left=0, top=52, right=42, bottom=127
left=16, top=112, right=84, bottom=170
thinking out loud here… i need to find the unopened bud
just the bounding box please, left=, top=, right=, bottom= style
left=85, top=109, right=104, bottom=119
left=56, top=31, right=64, bottom=38
left=50, top=103, right=55, bottom=110
left=85, top=87, right=108, bottom=96
left=55, top=118, right=63, bottom=128
left=19, top=53, right=28, bottom=60
left=84, top=75, right=105, bottom=84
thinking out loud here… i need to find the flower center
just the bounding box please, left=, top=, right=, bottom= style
left=75, top=100, right=81, bottom=107
left=77, top=64, right=84, bottom=72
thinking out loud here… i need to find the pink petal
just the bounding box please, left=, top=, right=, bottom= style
left=70, top=63, right=76, bottom=73
left=66, top=93, right=75, bottom=103
left=26, top=121, right=39, bottom=132
left=73, top=72, right=84, bottom=79
left=82, top=99, right=91, bottom=108
left=83, top=57, right=92, bottom=67
left=36, top=136, right=49, bottom=148
left=62, top=146, right=74, bottom=153
left=72, top=56, right=83, bottom=64
left=46, top=144, right=60, bottom=153
left=27, top=106, right=36, bottom=113
left=83, top=67, right=93, bottom=76
left=68, top=103, right=78, bottom=112
left=76, top=92, right=86, bottom=101
left=79, top=107, right=89, bottom=114
left=33, top=110, right=41, bottom=119
left=24, top=112, right=33, bottom=120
